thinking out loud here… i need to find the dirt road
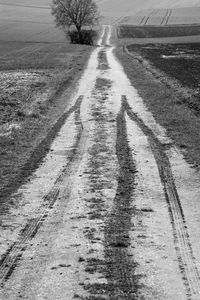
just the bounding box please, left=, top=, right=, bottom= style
left=0, top=25, right=200, bottom=299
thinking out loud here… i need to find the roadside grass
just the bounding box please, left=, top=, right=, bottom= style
left=0, top=40, right=92, bottom=198
left=0, top=41, right=91, bottom=125
left=126, top=43, right=200, bottom=112
left=0, top=41, right=89, bottom=70
left=115, top=45, right=200, bottom=167
left=118, top=25, right=200, bottom=39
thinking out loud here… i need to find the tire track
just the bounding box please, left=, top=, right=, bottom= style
left=161, top=9, right=172, bottom=26
left=103, top=103, right=139, bottom=299
left=0, top=95, right=84, bottom=286
left=122, top=95, right=200, bottom=299
left=165, top=9, right=172, bottom=26
left=0, top=96, right=83, bottom=203
left=111, top=16, right=124, bottom=26
left=140, top=10, right=159, bottom=26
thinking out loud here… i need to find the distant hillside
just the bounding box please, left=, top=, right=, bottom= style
left=120, top=7, right=200, bottom=26
left=98, top=0, right=200, bottom=18
left=0, top=0, right=65, bottom=42
left=0, top=0, right=51, bottom=7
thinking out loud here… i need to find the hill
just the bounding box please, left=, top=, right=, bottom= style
left=98, top=0, right=200, bottom=24
left=0, top=0, right=64, bottom=42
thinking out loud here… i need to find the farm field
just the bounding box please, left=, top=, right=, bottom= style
left=127, top=43, right=200, bottom=92
left=115, top=40, right=200, bottom=167
left=120, top=7, right=200, bottom=26
left=0, top=0, right=50, bottom=6
left=0, top=39, right=92, bottom=196
left=118, top=24, right=200, bottom=39
left=0, top=0, right=93, bottom=197
left=98, top=0, right=200, bottom=24
left=0, top=0, right=65, bottom=43
left=117, top=34, right=200, bottom=46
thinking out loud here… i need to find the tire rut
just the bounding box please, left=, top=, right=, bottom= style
left=122, top=95, right=200, bottom=299
left=142, top=10, right=158, bottom=26
left=161, top=9, right=172, bottom=26
left=0, top=95, right=84, bottom=286
left=103, top=103, right=139, bottom=299
left=0, top=96, right=83, bottom=203
left=165, top=9, right=172, bottom=26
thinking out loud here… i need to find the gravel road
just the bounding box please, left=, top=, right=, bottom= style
left=0, top=25, right=200, bottom=299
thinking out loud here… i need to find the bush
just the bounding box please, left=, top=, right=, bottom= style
left=67, top=30, right=97, bottom=45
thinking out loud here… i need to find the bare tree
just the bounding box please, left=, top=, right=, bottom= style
left=52, top=0, right=99, bottom=43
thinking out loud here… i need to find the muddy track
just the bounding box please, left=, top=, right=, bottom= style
left=98, top=49, right=110, bottom=71
left=0, top=96, right=84, bottom=286
left=103, top=104, right=138, bottom=299
left=0, top=96, right=83, bottom=204
left=122, top=95, right=200, bottom=299
left=83, top=97, right=139, bottom=299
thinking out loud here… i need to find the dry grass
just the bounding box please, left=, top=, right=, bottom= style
left=0, top=40, right=91, bottom=124
left=0, top=41, right=89, bottom=70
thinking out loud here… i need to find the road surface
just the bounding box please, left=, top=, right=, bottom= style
left=0, top=26, right=200, bottom=299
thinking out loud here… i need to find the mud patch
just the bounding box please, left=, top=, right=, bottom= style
left=84, top=103, right=139, bottom=299
left=94, top=78, right=112, bottom=92
left=97, top=50, right=110, bottom=71
left=103, top=104, right=139, bottom=299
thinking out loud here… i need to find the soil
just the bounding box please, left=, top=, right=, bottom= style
left=127, top=43, right=200, bottom=91
left=115, top=42, right=200, bottom=167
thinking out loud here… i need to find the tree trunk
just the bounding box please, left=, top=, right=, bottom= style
left=76, top=26, right=82, bottom=44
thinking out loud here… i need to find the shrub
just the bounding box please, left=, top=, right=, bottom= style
left=67, top=29, right=97, bottom=45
